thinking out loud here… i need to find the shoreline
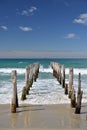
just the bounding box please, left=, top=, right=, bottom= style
left=0, top=103, right=87, bottom=129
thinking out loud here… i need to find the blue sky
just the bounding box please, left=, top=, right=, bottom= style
left=0, top=0, right=87, bottom=58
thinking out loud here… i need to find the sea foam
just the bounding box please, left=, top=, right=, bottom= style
left=0, top=78, right=87, bottom=104
left=0, top=65, right=87, bottom=75
left=0, top=64, right=87, bottom=104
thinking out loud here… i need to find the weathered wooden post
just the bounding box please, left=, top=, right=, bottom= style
left=25, top=66, right=30, bottom=95
left=61, top=65, right=65, bottom=88
left=58, top=64, right=61, bottom=84
left=29, top=65, right=34, bottom=87
left=33, top=65, right=37, bottom=82
left=11, top=70, right=18, bottom=113
left=78, top=73, right=81, bottom=95
left=51, top=62, right=62, bottom=85
left=68, top=68, right=73, bottom=98
left=54, top=63, right=57, bottom=79
left=75, top=73, right=83, bottom=114
left=53, top=63, right=57, bottom=78
left=21, top=66, right=30, bottom=99
left=51, top=62, right=58, bottom=79
left=75, top=92, right=83, bottom=114
left=25, top=66, right=30, bottom=86
left=33, top=63, right=40, bottom=82
left=65, top=83, right=68, bottom=95
left=26, top=65, right=34, bottom=94
left=21, top=86, right=27, bottom=101
left=70, top=87, right=76, bottom=108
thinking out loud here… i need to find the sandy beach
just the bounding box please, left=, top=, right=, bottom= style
left=0, top=103, right=87, bottom=130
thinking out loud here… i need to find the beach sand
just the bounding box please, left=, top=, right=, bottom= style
left=0, top=103, right=87, bottom=130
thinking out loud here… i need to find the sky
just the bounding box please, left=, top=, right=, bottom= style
left=0, top=0, right=87, bottom=58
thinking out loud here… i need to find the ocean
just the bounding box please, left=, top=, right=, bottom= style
left=0, top=58, right=87, bottom=104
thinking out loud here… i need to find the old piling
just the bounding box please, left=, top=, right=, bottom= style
left=11, top=70, right=18, bottom=113
left=21, top=86, right=27, bottom=101
left=75, top=73, right=83, bottom=114
left=58, top=64, right=61, bottom=84
left=33, top=62, right=40, bottom=82
left=25, top=66, right=30, bottom=95
left=51, top=62, right=58, bottom=79
left=61, top=65, right=65, bottom=88
left=78, top=73, right=81, bottom=95
left=51, top=62, right=61, bottom=83
left=75, top=92, right=83, bottom=114
left=65, top=83, right=68, bottom=95
left=68, top=68, right=76, bottom=108
left=21, top=66, right=30, bottom=98
left=21, top=62, right=40, bottom=98
left=26, top=65, right=33, bottom=94
left=68, top=68, right=73, bottom=99
left=70, top=87, right=76, bottom=108
left=29, top=65, right=34, bottom=87
left=25, top=66, right=30, bottom=87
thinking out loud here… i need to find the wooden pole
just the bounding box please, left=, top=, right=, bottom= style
left=61, top=65, right=65, bottom=88
left=25, top=65, right=33, bottom=95
left=58, top=64, right=61, bottom=84
left=29, top=65, right=34, bottom=87
left=11, top=70, right=18, bottom=113
left=25, top=66, right=30, bottom=86
left=21, top=86, right=27, bottom=101
left=51, top=62, right=59, bottom=79
left=70, top=87, right=76, bottom=108
left=75, top=91, right=83, bottom=114
left=25, top=66, right=30, bottom=95
left=68, top=68, right=73, bottom=98
left=33, top=63, right=40, bottom=82
left=75, top=73, right=83, bottom=114
left=78, top=73, right=81, bottom=95
left=65, top=83, right=68, bottom=95
left=53, top=63, right=58, bottom=78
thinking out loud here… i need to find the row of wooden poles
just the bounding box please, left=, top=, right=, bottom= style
left=11, top=61, right=83, bottom=114
left=51, top=62, right=83, bottom=114
left=11, top=62, right=40, bottom=113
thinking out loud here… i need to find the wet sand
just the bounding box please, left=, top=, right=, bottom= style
left=0, top=103, right=87, bottom=130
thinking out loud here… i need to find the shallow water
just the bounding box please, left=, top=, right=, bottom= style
left=0, top=58, right=87, bottom=104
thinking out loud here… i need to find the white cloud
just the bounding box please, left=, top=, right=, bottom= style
left=0, top=25, right=8, bottom=30
left=64, top=33, right=79, bottom=39
left=20, top=6, right=37, bottom=16
left=73, top=13, right=87, bottom=25
left=19, top=26, right=32, bottom=32
left=29, top=6, right=37, bottom=13
left=21, top=10, right=29, bottom=16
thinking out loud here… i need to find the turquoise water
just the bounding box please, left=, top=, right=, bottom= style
left=0, top=58, right=87, bottom=104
